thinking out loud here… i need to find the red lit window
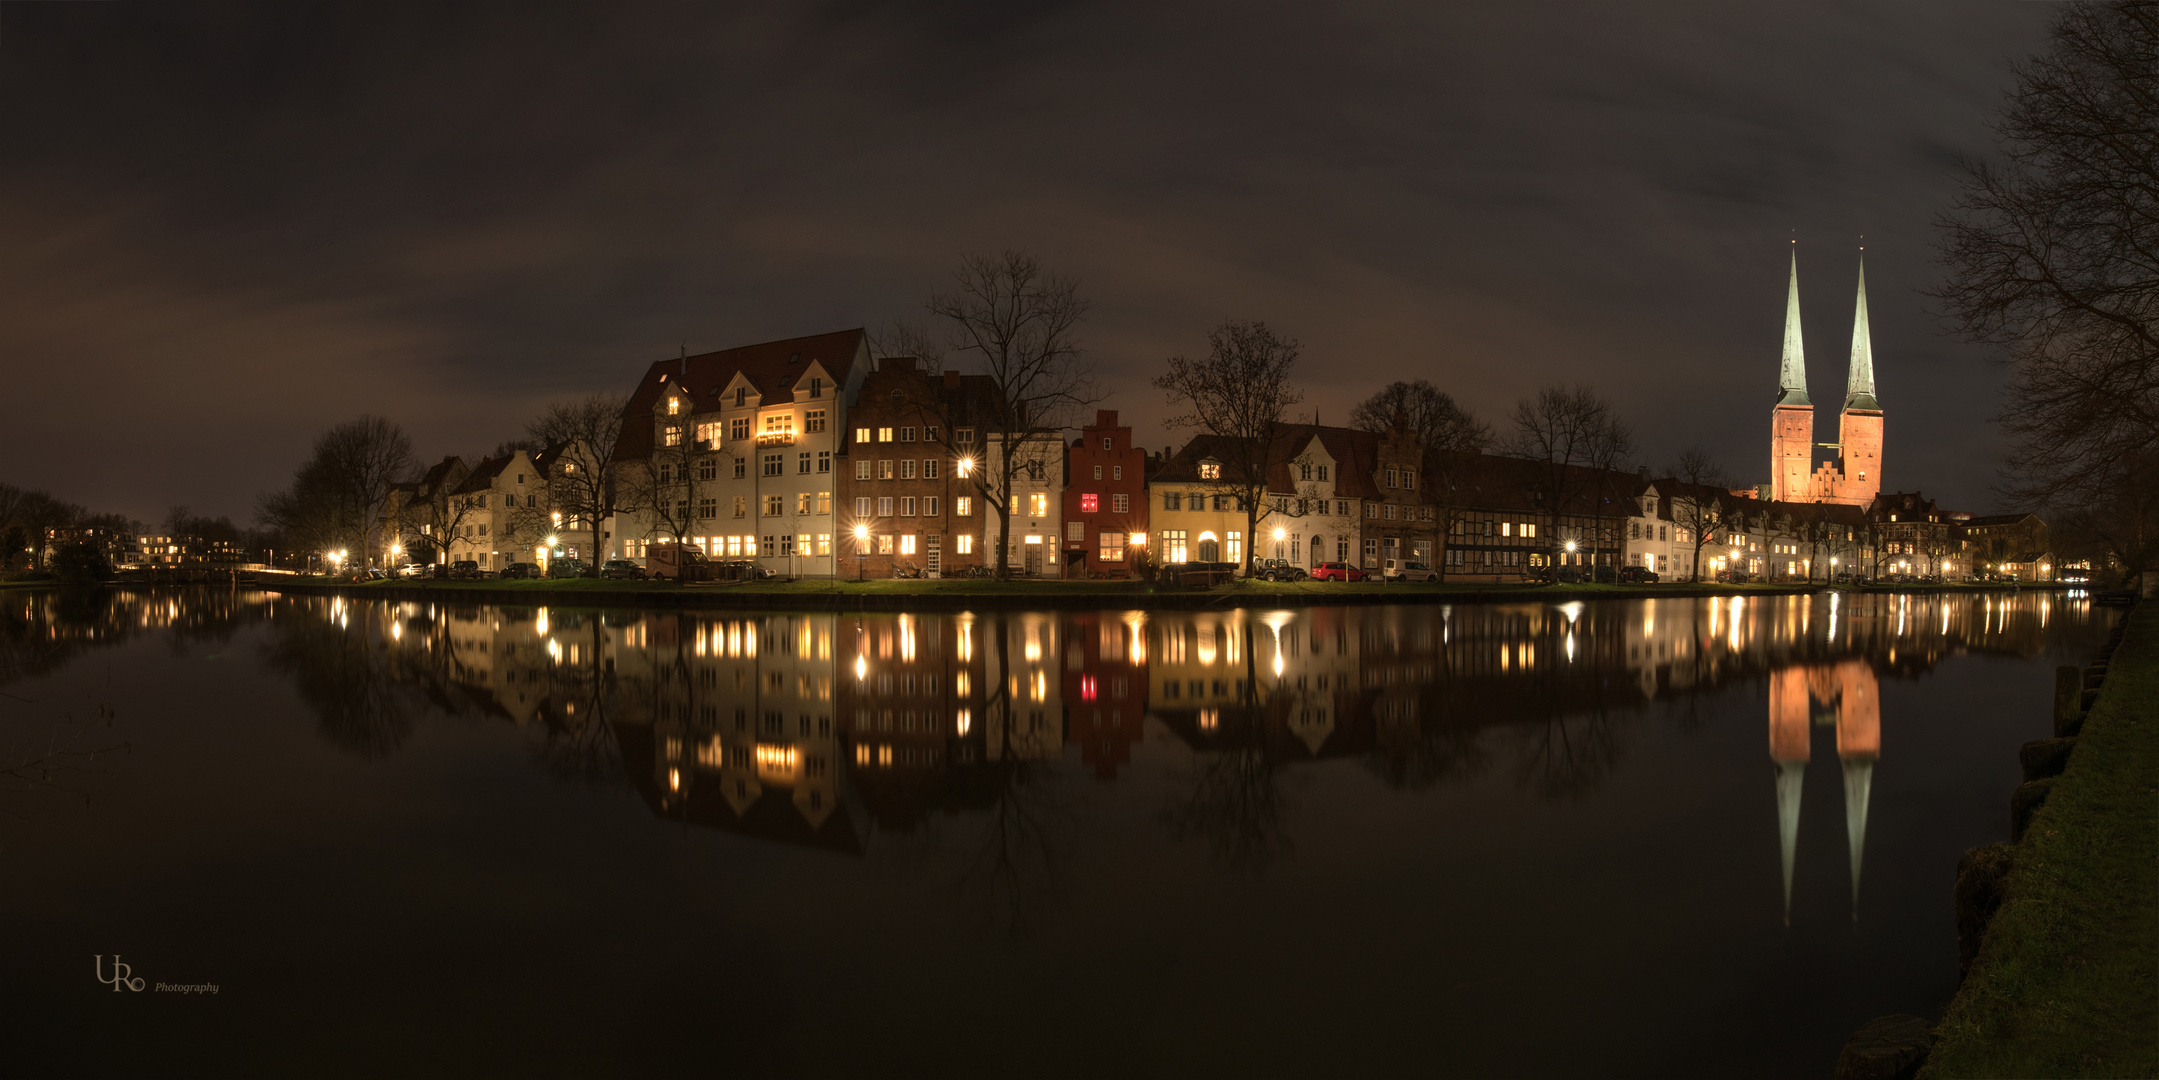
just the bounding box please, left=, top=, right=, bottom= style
left=1079, top=493, right=1099, bottom=513
left=1080, top=676, right=1097, bottom=701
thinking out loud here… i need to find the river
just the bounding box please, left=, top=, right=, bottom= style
left=0, top=587, right=2114, bottom=1077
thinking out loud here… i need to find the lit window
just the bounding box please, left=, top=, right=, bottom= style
left=1028, top=493, right=1048, bottom=517
left=1199, top=460, right=1221, bottom=480
left=878, top=427, right=894, bottom=443
left=957, top=534, right=974, bottom=554
left=1080, top=493, right=1099, bottom=513
left=855, top=428, right=871, bottom=443
left=956, top=497, right=972, bottom=516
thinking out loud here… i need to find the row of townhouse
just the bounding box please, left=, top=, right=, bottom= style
left=381, top=444, right=602, bottom=572
left=373, top=327, right=2053, bottom=583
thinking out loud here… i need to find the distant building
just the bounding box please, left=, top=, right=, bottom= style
left=1869, top=491, right=1953, bottom=577
left=1958, top=512, right=2052, bottom=580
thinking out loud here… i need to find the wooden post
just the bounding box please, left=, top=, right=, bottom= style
left=2053, top=665, right=2083, bottom=737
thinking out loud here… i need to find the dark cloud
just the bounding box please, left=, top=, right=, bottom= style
left=0, top=1, right=2052, bottom=521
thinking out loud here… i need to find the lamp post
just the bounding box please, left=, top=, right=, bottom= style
left=853, top=525, right=869, bottom=582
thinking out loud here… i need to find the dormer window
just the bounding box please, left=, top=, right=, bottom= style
left=666, top=398, right=681, bottom=416
left=810, top=377, right=823, bottom=398
left=735, top=387, right=747, bottom=407
left=1199, top=459, right=1221, bottom=480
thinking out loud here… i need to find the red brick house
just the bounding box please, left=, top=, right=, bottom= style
left=1060, top=410, right=1150, bottom=578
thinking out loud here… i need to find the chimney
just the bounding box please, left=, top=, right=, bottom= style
left=943, top=369, right=960, bottom=388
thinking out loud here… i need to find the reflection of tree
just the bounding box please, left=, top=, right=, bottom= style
left=259, top=606, right=416, bottom=758
left=533, top=614, right=622, bottom=787
left=1164, top=742, right=1290, bottom=875
left=1162, top=618, right=1291, bottom=874
left=1512, top=708, right=1625, bottom=802
left=957, top=756, right=1066, bottom=938
left=1365, top=714, right=1489, bottom=792
left=955, top=612, right=1069, bottom=937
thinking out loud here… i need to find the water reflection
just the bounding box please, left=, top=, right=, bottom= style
left=0, top=588, right=2105, bottom=899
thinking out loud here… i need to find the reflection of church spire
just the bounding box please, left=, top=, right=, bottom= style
left=1841, top=758, right=1873, bottom=921
left=1768, top=668, right=1812, bottom=925
left=1834, top=659, right=1881, bottom=922
left=1776, top=760, right=1806, bottom=925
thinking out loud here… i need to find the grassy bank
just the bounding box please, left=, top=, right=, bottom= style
left=1923, top=603, right=2158, bottom=1078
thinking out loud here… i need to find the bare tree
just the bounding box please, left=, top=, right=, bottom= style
left=1665, top=447, right=1744, bottom=582
left=259, top=415, right=414, bottom=570
left=1583, top=413, right=1637, bottom=576
left=922, top=250, right=1097, bottom=577
left=1507, top=385, right=1617, bottom=575
left=1934, top=1, right=2159, bottom=571
left=1351, top=380, right=1492, bottom=581
left=1154, top=320, right=1305, bottom=573
left=527, top=394, right=630, bottom=572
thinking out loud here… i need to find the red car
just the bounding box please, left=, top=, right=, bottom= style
left=1311, top=561, right=1370, bottom=582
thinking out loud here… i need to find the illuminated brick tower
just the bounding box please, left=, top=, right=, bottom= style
left=1831, top=255, right=1883, bottom=505
left=1770, top=248, right=1883, bottom=506
left=1770, top=249, right=1815, bottom=502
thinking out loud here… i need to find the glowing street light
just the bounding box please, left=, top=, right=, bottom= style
left=853, top=524, right=870, bottom=581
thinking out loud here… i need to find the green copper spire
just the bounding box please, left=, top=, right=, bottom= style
left=1845, top=254, right=1879, bottom=411
left=1777, top=248, right=1810, bottom=407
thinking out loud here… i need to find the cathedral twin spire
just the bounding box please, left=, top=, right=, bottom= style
left=1776, top=246, right=1878, bottom=412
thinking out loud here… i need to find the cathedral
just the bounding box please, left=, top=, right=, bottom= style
left=1770, top=249, right=1883, bottom=506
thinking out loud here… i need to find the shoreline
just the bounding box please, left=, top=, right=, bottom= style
left=1922, top=600, right=2157, bottom=1076
left=77, top=575, right=2083, bottom=611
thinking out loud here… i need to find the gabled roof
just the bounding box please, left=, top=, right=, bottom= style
left=451, top=453, right=515, bottom=496
left=615, top=329, right=867, bottom=462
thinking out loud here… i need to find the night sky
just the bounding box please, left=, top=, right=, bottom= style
left=0, top=2, right=2053, bottom=524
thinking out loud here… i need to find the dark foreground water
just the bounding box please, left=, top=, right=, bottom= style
left=0, top=587, right=2113, bottom=1077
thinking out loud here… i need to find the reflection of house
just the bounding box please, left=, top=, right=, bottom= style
left=984, top=613, right=1065, bottom=761
left=835, top=613, right=977, bottom=828
left=1061, top=612, right=1148, bottom=778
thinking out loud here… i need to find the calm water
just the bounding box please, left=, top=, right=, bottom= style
left=0, top=587, right=2113, bottom=1077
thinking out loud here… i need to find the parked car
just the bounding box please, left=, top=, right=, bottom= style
left=1385, top=560, right=1439, bottom=583
left=499, top=561, right=543, bottom=580
left=1310, top=561, right=1370, bottom=582
left=1617, top=565, right=1659, bottom=584
left=1250, top=558, right=1307, bottom=582
left=599, top=559, right=646, bottom=580
left=396, top=562, right=433, bottom=579
left=448, top=560, right=483, bottom=579
left=545, top=559, right=588, bottom=579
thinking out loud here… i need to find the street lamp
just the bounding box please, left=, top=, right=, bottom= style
left=853, top=524, right=869, bottom=581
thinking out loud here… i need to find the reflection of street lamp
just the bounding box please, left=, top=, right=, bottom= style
left=853, top=524, right=869, bottom=581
